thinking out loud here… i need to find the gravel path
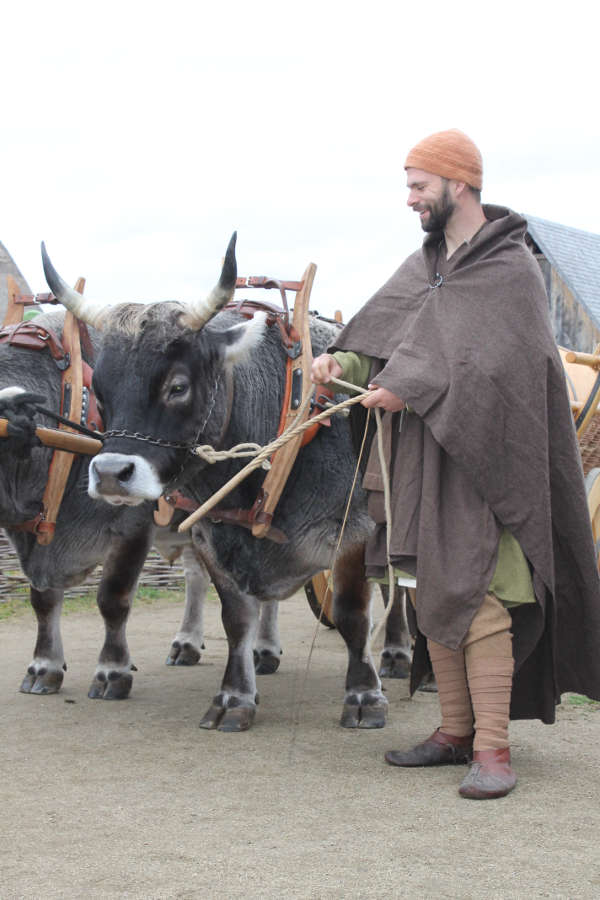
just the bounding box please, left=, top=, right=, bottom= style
left=1, top=592, right=599, bottom=899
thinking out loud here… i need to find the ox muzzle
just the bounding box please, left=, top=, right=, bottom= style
left=88, top=452, right=164, bottom=505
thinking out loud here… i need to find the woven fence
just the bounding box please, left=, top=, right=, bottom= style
left=0, top=529, right=186, bottom=601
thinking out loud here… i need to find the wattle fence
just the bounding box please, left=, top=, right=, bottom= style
left=0, top=530, right=185, bottom=601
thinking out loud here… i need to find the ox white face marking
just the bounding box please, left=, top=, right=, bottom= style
left=0, top=386, right=26, bottom=400
left=88, top=452, right=164, bottom=504
left=222, top=312, right=267, bottom=368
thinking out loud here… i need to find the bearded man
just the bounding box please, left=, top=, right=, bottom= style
left=311, top=129, right=600, bottom=799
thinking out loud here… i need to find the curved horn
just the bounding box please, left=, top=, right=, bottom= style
left=41, top=242, right=110, bottom=329
left=181, top=232, right=238, bottom=330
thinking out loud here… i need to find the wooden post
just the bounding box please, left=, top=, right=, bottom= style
left=251, top=263, right=317, bottom=538
left=37, top=278, right=87, bottom=545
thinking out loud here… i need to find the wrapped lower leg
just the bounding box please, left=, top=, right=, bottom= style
left=465, top=649, right=514, bottom=751
left=427, top=639, right=474, bottom=737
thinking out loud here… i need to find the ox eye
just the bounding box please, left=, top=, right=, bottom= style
left=168, top=380, right=190, bottom=400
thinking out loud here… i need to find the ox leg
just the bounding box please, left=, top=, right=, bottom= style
left=378, top=585, right=413, bottom=679
left=254, top=599, right=282, bottom=675
left=20, top=587, right=66, bottom=695
left=334, top=545, right=388, bottom=729
left=166, top=544, right=208, bottom=666
left=199, top=589, right=259, bottom=732
left=88, top=534, right=151, bottom=700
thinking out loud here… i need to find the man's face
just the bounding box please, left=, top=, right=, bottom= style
left=406, top=168, right=456, bottom=232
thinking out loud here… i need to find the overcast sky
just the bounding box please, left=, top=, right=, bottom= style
left=2, top=0, right=599, bottom=321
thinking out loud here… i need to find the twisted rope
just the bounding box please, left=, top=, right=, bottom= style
left=178, top=381, right=376, bottom=532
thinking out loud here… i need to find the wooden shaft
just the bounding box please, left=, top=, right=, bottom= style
left=564, top=350, right=600, bottom=369
left=0, top=419, right=102, bottom=455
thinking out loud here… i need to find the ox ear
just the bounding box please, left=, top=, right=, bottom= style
left=220, top=311, right=267, bottom=369
left=181, top=232, right=238, bottom=331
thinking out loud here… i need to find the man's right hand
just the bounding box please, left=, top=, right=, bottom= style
left=311, top=353, right=343, bottom=385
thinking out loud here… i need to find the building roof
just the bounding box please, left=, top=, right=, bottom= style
left=0, top=241, right=31, bottom=322
left=525, top=215, right=600, bottom=329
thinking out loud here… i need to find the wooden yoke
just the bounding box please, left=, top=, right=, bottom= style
left=36, top=279, right=86, bottom=545
left=251, top=263, right=316, bottom=538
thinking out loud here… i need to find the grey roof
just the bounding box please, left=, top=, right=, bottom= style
left=0, top=241, right=32, bottom=322
left=525, top=214, right=600, bottom=329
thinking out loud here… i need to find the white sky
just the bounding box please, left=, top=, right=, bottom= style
left=2, top=0, right=599, bottom=320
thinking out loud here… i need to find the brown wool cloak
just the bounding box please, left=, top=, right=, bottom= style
left=332, top=205, right=600, bottom=722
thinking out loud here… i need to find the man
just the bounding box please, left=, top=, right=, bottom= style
left=311, top=129, right=600, bottom=799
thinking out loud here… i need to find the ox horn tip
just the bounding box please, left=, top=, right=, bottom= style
left=221, top=232, right=238, bottom=290
left=40, top=241, right=61, bottom=293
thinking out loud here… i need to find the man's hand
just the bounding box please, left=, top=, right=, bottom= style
left=0, top=388, right=45, bottom=457
left=361, top=384, right=406, bottom=412
left=311, top=353, right=343, bottom=385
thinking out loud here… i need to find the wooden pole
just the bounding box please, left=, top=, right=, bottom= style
left=0, top=418, right=102, bottom=455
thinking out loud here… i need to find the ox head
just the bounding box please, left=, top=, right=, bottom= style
left=42, top=234, right=267, bottom=506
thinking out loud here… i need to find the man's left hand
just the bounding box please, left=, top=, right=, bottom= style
left=361, top=384, right=406, bottom=412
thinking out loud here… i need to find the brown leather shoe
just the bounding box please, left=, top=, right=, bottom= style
left=459, top=748, right=517, bottom=799
left=384, top=729, right=473, bottom=767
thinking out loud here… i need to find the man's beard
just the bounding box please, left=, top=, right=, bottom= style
left=420, top=182, right=455, bottom=232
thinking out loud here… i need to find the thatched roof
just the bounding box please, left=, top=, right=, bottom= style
left=0, top=241, right=32, bottom=323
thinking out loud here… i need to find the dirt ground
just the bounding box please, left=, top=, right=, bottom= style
left=1, top=591, right=599, bottom=900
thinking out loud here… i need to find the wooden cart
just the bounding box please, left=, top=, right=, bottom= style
left=560, top=345, right=600, bottom=569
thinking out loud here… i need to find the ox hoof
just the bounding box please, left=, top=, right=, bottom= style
left=253, top=648, right=281, bottom=675
left=199, top=695, right=257, bottom=732
left=88, top=669, right=133, bottom=700
left=379, top=648, right=412, bottom=679
left=341, top=691, right=388, bottom=729
left=20, top=663, right=64, bottom=695
left=417, top=671, right=438, bottom=693
left=166, top=640, right=202, bottom=666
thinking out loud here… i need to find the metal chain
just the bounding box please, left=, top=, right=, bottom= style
left=100, top=430, right=197, bottom=449
left=101, top=374, right=222, bottom=452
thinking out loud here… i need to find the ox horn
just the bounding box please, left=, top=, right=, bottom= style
left=41, top=242, right=110, bottom=329
left=181, top=232, right=238, bottom=330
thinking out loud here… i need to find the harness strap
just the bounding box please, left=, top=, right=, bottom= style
left=155, top=489, right=289, bottom=544
left=0, top=321, right=70, bottom=367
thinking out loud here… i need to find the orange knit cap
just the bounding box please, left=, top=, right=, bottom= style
left=404, top=129, right=483, bottom=190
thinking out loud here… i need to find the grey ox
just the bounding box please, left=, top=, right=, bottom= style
left=0, top=309, right=410, bottom=701
left=0, top=308, right=224, bottom=694
left=41, top=234, right=409, bottom=731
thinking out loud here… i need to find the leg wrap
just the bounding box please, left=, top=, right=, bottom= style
left=427, top=639, right=474, bottom=738
left=463, top=595, right=514, bottom=751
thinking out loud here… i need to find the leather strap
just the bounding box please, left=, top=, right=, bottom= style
left=0, top=321, right=70, bottom=366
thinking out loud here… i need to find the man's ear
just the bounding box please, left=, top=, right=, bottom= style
left=452, top=180, right=468, bottom=200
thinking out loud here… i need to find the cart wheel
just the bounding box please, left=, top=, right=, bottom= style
left=304, top=570, right=336, bottom=629
left=585, top=467, right=600, bottom=571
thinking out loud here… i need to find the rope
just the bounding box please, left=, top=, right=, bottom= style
left=178, top=384, right=377, bottom=532
left=193, top=442, right=271, bottom=467
left=289, top=402, right=375, bottom=759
